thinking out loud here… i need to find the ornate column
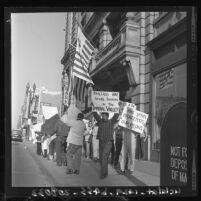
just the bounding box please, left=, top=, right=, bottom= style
left=25, top=83, right=30, bottom=119
left=120, top=12, right=140, bottom=101
left=62, top=70, right=70, bottom=113
left=99, top=19, right=113, bottom=49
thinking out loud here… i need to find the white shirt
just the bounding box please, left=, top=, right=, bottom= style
left=140, top=126, right=147, bottom=138
left=65, top=119, right=86, bottom=146
left=92, top=126, right=98, bottom=137
left=42, top=138, right=48, bottom=150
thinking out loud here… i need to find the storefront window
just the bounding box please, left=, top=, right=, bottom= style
left=152, top=63, right=187, bottom=150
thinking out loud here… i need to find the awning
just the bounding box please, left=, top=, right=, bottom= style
left=41, top=114, right=60, bottom=136
left=33, top=122, right=43, bottom=132
left=55, top=119, right=70, bottom=137
left=42, top=105, right=58, bottom=120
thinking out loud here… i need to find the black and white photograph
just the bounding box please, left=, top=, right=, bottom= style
left=4, top=7, right=197, bottom=198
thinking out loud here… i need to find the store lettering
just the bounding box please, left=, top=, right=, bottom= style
left=170, top=158, right=187, bottom=170
left=170, top=146, right=187, bottom=183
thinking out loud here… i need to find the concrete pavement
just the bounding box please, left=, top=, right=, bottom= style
left=12, top=141, right=52, bottom=187
left=12, top=141, right=160, bottom=187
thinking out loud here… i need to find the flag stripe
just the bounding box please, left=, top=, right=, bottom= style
left=73, top=70, right=93, bottom=84
left=73, top=77, right=87, bottom=103
left=83, top=44, right=92, bottom=57
left=74, top=62, right=88, bottom=74
left=83, top=83, right=87, bottom=103
left=73, top=69, right=91, bottom=81
left=80, top=80, right=85, bottom=102
left=85, top=39, right=94, bottom=52
left=80, top=54, right=88, bottom=67
left=74, top=55, right=88, bottom=69
left=72, top=26, right=94, bottom=85
left=76, top=78, right=82, bottom=101
left=77, top=79, right=82, bottom=101
left=73, top=67, right=90, bottom=80
left=82, top=49, right=89, bottom=61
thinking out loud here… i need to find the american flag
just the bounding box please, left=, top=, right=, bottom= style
left=73, top=76, right=88, bottom=104
left=69, top=26, right=95, bottom=105
left=73, top=26, right=95, bottom=84
left=159, top=68, right=174, bottom=90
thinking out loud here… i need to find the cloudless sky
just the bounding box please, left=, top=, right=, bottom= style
left=11, top=13, right=67, bottom=129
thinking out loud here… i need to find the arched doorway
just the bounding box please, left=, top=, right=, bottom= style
left=160, top=102, right=187, bottom=186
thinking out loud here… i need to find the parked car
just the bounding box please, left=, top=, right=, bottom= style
left=12, top=129, right=23, bottom=142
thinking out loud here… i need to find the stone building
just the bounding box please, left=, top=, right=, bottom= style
left=61, top=11, right=187, bottom=162
left=22, top=84, right=62, bottom=139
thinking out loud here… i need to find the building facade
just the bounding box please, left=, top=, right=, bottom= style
left=61, top=11, right=187, bottom=162
left=21, top=84, right=62, bottom=139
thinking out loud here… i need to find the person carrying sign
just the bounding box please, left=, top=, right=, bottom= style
left=83, top=121, right=93, bottom=159
left=55, top=119, right=70, bottom=166
left=92, top=122, right=99, bottom=161
left=113, top=124, right=123, bottom=169
left=93, top=111, right=119, bottom=179
left=118, top=127, right=137, bottom=175
left=63, top=113, right=86, bottom=175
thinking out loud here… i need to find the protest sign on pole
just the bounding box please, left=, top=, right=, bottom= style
left=119, top=105, right=149, bottom=134
left=119, top=101, right=136, bottom=114
left=91, top=91, right=119, bottom=113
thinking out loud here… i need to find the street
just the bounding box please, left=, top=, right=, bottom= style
left=12, top=141, right=53, bottom=187
left=12, top=141, right=159, bottom=187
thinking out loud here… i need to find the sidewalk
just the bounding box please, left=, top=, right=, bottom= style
left=129, top=160, right=160, bottom=186
left=24, top=141, right=159, bottom=186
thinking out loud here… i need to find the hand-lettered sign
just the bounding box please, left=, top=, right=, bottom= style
left=119, top=101, right=136, bottom=115
left=119, top=105, right=148, bottom=134
left=91, top=91, right=119, bottom=113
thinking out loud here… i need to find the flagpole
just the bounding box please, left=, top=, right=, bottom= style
left=68, top=43, right=76, bottom=106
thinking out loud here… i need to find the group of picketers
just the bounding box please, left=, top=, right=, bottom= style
left=35, top=110, right=148, bottom=179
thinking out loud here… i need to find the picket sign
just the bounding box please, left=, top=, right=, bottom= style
left=119, top=104, right=149, bottom=134
left=119, top=101, right=136, bottom=114
left=91, top=91, right=119, bottom=113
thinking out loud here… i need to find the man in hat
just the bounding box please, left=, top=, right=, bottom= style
left=93, top=111, right=119, bottom=179
left=63, top=113, right=86, bottom=175
left=55, top=119, right=70, bottom=166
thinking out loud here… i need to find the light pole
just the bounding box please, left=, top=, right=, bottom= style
left=28, top=83, right=36, bottom=119
left=27, top=83, right=36, bottom=141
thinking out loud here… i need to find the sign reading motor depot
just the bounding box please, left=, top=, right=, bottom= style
left=119, top=105, right=148, bottom=134
left=91, top=91, right=119, bottom=113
